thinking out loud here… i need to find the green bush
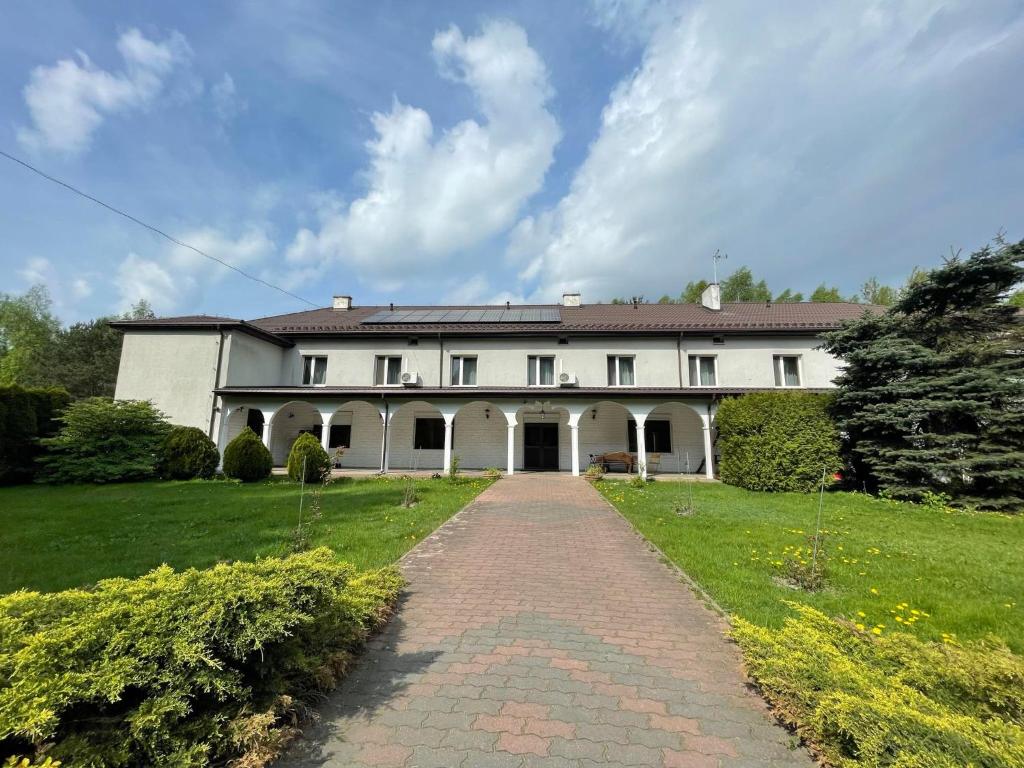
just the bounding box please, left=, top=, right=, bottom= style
left=158, top=426, right=219, bottom=480
left=286, top=432, right=330, bottom=483
left=732, top=604, right=1024, bottom=767
left=223, top=427, right=273, bottom=482
left=0, top=549, right=402, bottom=767
left=36, top=398, right=170, bottom=484
left=0, top=386, right=70, bottom=485
left=716, top=391, right=841, bottom=492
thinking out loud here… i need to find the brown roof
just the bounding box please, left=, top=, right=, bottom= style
left=246, top=302, right=880, bottom=335
left=112, top=302, right=882, bottom=339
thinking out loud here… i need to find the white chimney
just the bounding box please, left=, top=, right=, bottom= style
left=332, top=295, right=353, bottom=310
left=700, top=283, right=721, bottom=311
left=562, top=292, right=582, bottom=307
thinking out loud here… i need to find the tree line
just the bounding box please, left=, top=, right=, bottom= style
left=610, top=264, right=1024, bottom=307
left=0, top=285, right=153, bottom=400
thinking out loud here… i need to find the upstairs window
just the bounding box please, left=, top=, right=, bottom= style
left=774, top=355, right=802, bottom=387
left=527, top=355, right=555, bottom=386
left=302, top=355, right=327, bottom=385
left=374, top=356, right=402, bottom=385
left=450, top=355, right=478, bottom=386
left=688, top=355, right=717, bottom=387
left=607, top=355, right=636, bottom=386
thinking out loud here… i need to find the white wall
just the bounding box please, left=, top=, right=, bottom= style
left=682, top=335, right=838, bottom=389
left=115, top=331, right=220, bottom=431
left=282, top=338, right=442, bottom=387
left=224, top=331, right=284, bottom=385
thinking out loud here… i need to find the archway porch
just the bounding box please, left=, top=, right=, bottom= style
left=214, top=389, right=720, bottom=480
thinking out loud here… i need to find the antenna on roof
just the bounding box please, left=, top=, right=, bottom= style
left=506, top=300, right=511, bottom=310
left=712, top=249, right=728, bottom=284
left=389, top=302, right=394, bottom=311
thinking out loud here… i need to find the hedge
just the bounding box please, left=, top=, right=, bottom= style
left=716, top=391, right=841, bottom=492
left=733, top=604, right=1024, bottom=766
left=158, top=426, right=219, bottom=480
left=0, top=386, right=69, bottom=485
left=223, top=427, right=273, bottom=482
left=36, top=398, right=170, bottom=484
left=0, top=549, right=402, bottom=767
left=287, top=432, right=330, bottom=483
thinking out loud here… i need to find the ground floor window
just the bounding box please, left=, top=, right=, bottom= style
left=329, top=424, right=351, bottom=448
left=298, top=425, right=323, bottom=440
left=627, top=419, right=672, bottom=453
left=414, top=417, right=448, bottom=450
left=245, top=409, right=264, bottom=434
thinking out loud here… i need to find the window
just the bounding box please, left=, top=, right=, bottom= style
left=302, top=355, right=327, bottom=385
left=450, top=355, right=477, bottom=386
left=527, top=355, right=555, bottom=386
left=245, top=408, right=265, bottom=435
left=607, top=355, right=636, bottom=386
left=374, top=356, right=402, bottom=385
left=329, top=424, right=351, bottom=449
left=298, top=425, right=323, bottom=440
left=688, top=355, right=717, bottom=386
left=414, top=417, right=447, bottom=450
left=627, top=420, right=672, bottom=453
left=774, top=355, right=802, bottom=387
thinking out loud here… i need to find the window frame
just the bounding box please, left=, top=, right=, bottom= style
left=687, top=354, right=718, bottom=387
left=527, top=355, right=556, bottom=387
left=773, top=354, right=803, bottom=388
left=413, top=417, right=448, bottom=450
left=606, top=355, right=637, bottom=387
left=627, top=419, right=672, bottom=453
left=374, top=355, right=403, bottom=386
left=450, top=355, right=478, bottom=387
left=301, top=355, right=328, bottom=386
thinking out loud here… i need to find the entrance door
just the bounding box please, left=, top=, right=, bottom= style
left=523, top=423, right=559, bottom=471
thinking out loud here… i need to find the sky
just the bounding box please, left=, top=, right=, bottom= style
left=1, top=0, right=1023, bottom=322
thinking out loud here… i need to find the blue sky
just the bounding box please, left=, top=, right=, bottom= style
left=2, top=0, right=1023, bottom=322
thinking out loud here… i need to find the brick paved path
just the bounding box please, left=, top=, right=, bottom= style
left=281, top=475, right=811, bottom=767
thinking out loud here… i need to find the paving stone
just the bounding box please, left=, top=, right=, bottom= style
left=277, top=476, right=813, bottom=768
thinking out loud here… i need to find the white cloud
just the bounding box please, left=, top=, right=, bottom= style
left=514, top=1, right=1024, bottom=302
left=17, top=28, right=191, bottom=155
left=18, top=257, right=94, bottom=314
left=211, top=73, right=245, bottom=125
left=285, top=19, right=561, bottom=285
left=115, top=227, right=275, bottom=314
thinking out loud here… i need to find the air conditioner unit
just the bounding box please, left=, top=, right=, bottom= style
left=558, top=372, right=578, bottom=387
left=400, top=371, right=420, bottom=386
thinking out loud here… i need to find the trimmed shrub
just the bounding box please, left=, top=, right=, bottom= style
left=158, top=425, right=220, bottom=480
left=716, top=391, right=841, bottom=492
left=286, top=432, right=330, bottom=483
left=0, top=386, right=70, bottom=484
left=0, top=549, right=402, bottom=767
left=36, top=398, right=170, bottom=484
left=223, top=427, right=273, bottom=482
left=732, top=604, right=1024, bottom=767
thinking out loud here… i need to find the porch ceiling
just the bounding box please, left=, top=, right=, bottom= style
left=214, top=385, right=832, bottom=399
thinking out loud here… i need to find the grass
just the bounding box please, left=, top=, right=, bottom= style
left=0, top=475, right=490, bottom=594
left=597, top=480, right=1024, bottom=652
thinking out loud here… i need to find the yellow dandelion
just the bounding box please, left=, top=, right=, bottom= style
left=870, top=588, right=879, bottom=595
left=871, top=627, right=883, bottom=635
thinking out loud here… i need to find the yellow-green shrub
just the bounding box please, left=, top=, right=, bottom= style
left=732, top=604, right=1024, bottom=766
left=0, top=549, right=402, bottom=767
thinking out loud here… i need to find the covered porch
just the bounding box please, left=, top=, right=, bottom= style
left=214, top=390, right=719, bottom=480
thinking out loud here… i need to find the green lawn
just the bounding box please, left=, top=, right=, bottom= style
left=597, top=480, right=1024, bottom=652
left=0, top=476, right=490, bottom=594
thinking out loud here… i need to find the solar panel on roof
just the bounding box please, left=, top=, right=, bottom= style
left=360, top=307, right=561, bottom=324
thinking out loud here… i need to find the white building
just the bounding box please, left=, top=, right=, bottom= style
left=111, top=289, right=873, bottom=479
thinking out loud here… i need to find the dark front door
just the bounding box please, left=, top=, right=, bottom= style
left=524, top=423, right=559, bottom=471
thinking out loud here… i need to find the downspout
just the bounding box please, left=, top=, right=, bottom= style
left=438, top=333, right=444, bottom=387
left=677, top=332, right=684, bottom=389
left=208, top=328, right=226, bottom=439
left=379, top=396, right=390, bottom=473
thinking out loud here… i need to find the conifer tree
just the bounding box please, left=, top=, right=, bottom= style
left=822, top=239, right=1024, bottom=511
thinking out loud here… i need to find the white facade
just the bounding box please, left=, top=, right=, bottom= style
left=114, top=306, right=845, bottom=480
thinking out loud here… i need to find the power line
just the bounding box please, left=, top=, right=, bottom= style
left=0, top=148, right=318, bottom=308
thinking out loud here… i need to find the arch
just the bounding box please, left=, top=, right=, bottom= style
left=386, top=400, right=447, bottom=471
left=576, top=400, right=636, bottom=474
left=646, top=401, right=707, bottom=475
left=449, top=400, right=511, bottom=470
left=322, top=400, right=387, bottom=469
left=220, top=405, right=267, bottom=454
left=267, top=400, right=321, bottom=466
left=513, top=401, right=572, bottom=472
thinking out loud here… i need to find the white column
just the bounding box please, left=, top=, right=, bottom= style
left=570, top=425, right=581, bottom=476
left=442, top=416, right=454, bottom=473
left=216, top=407, right=232, bottom=469
left=506, top=421, right=516, bottom=476
left=319, top=411, right=332, bottom=454
left=382, top=413, right=392, bottom=473
left=635, top=419, right=648, bottom=480
left=261, top=414, right=274, bottom=450
left=701, top=412, right=715, bottom=479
